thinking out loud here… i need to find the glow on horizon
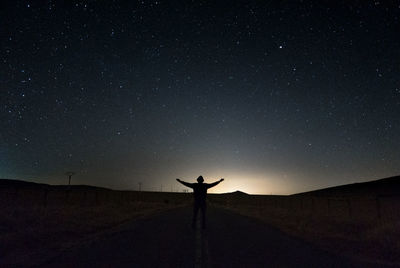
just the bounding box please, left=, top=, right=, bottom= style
left=199, top=171, right=297, bottom=195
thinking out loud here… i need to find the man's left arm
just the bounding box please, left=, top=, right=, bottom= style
left=206, top=178, right=224, bottom=189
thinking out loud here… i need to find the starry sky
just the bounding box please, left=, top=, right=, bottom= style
left=1, top=1, right=399, bottom=194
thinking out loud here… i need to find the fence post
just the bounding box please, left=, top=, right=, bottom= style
left=346, top=198, right=352, bottom=218
left=376, top=196, right=381, bottom=219
left=43, top=188, right=48, bottom=208
left=95, top=191, right=99, bottom=206
left=65, top=189, right=70, bottom=204
left=327, top=198, right=331, bottom=214
left=14, top=187, right=19, bottom=204
left=311, top=197, right=315, bottom=213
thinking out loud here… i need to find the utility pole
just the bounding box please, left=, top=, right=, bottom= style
left=138, top=182, right=142, bottom=192
left=65, top=171, right=75, bottom=186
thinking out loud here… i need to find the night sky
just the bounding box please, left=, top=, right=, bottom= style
left=1, top=1, right=399, bottom=194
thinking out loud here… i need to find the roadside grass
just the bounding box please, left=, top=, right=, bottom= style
left=215, top=203, right=400, bottom=265
left=0, top=192, right=189, bottom=266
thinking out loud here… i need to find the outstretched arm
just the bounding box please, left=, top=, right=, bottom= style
left=176, top=178, right=194, bottom=189
left=206, top=178, right=224, bottom=189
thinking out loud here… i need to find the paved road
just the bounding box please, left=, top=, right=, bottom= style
left=42, top=206, right=356, bottom=267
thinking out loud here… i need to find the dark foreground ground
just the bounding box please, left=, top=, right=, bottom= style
left=37, top=206, right=363, bottom=268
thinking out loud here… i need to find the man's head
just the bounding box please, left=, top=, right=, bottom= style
left=197, top=176, right=204, bottom=183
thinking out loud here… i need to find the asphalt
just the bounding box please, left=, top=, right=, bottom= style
left=41, top=206, right=357, bottom=268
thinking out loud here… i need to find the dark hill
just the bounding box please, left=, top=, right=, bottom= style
left=0, top=178, right=47, bottom=188
left=2, top=176, right=400, bottom=197
left=0, top=178, right=109, bottom=191
left=230, top=190, right=249, bottom=195
left=293, top=175, right=400, bottom=197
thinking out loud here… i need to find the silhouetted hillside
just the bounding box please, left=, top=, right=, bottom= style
left=0, top=178, right=109, bottom=191
left=2, top=176, right=400, bottom=197
left=293, top=175, right=400, bottom=197
left=0, top=178, right=47, bottom=188
left=229, top=190, right=249, bottom=196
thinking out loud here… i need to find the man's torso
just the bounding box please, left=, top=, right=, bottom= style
left=192, top=183, right=208, bottom=204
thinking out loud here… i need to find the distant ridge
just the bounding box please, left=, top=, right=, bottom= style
left=0, top=178, right=47, bottom=188
left=0, top=178, right=110, bottom=191
left=230, top=190, right=249, bottom=195
left=293, top=175, right=400, bottom=197
left=2, top=176, right=400, bottom=196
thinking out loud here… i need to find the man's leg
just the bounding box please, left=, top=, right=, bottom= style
left=192, top=204, right=199, bottom=228
left=201, top=204, right=206, bottom=229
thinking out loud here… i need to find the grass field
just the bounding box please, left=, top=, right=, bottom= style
left=208, top=176, right=400, bottom=265
left=0, top=179, right=191, bottom=266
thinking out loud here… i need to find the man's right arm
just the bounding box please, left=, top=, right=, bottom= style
left=206, top=178, right=224, bottom=189
left=176, top=178, right=194, bottom=188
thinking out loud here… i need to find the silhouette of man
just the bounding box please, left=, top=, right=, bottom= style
left=176, top=176, right=224, bottom=229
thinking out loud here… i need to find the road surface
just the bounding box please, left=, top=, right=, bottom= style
left=42, top=206, right=356, bottom=267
